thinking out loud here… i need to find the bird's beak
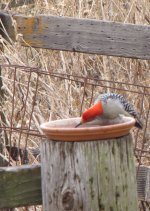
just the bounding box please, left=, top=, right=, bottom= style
left=75, top=119, right=83, bottom=128
left=75, top=102, right=103, bottom=128
left=75, top=122, right=82, bottom=128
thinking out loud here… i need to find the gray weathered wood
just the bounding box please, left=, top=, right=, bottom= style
left=0, top=13, right=150, bottom=59
left=40, top=134, right=138, bottom=211
left=0, top=163, right=149, bottom=208
left=0, top=164, right=42, bottom=208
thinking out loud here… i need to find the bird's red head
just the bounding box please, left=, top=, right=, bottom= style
left=81, top=101, right=104, bottom=123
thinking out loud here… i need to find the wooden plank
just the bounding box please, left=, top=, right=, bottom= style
left=0, top=14, right=149, bottom=59
left=40, top=134, right=138, bottom=211
left=0, top=164, right=149, bottom=208
left=0, top=164, right=42, bottom=208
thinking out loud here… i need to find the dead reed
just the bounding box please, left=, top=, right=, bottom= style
left=0, top=0, right=150, bottom=210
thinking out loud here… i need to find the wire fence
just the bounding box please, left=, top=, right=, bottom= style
left=0, top=64, right=150, bottom=209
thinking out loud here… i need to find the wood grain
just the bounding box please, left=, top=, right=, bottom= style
left=41, top=134, right=138, bottom=211
left=0, top=163, right=149, bottom=208
left=0, top=164, right=42, bottom=208
left=1, top=13, right=150, bottom=59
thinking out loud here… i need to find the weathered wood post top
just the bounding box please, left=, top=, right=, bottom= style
left=40, top=117, right=138, bottom=211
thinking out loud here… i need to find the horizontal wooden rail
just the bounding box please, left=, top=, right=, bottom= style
left=0, top=164, right=149, bottom=208
left=0, top=12, right=150, bottom=59
left=0, top=164, right=42, bottom=208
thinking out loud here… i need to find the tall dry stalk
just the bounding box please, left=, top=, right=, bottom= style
left=0, top=1, right=150, bottom=209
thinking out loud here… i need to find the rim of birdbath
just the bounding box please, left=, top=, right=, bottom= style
left=40, top=117, right=136, bottom=141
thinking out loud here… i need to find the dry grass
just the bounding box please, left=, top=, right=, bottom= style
left=0, top=0, right=150, bottom=210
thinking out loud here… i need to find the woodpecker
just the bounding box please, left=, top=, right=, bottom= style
left=75, top=93, right=143, bottom=129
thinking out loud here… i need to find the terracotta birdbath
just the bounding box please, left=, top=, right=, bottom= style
left=40, top=116, right=135, bottom=141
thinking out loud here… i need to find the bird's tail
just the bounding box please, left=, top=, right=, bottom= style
left=135, top=117, right=143, bottom=129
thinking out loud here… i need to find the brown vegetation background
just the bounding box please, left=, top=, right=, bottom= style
left=0, top=1, right=150, bottom=210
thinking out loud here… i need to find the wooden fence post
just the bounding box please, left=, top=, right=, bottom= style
left=40, top=134, right=138, bottom=211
